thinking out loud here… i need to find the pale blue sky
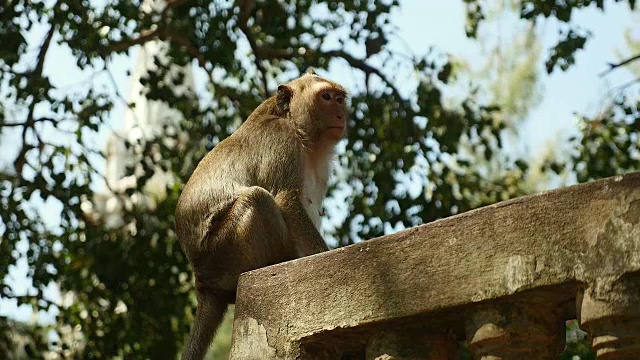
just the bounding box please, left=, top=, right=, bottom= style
left=399, top=2, right=637, bottom=153
left=1, top=0, right=638, bottom=326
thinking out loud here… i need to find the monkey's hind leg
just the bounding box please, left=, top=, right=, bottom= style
left=227, top=186, right=294, bottom=271
left=183, top=187, right=291, bottom=360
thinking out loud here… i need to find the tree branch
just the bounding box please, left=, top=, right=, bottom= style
left=247, top=42, right=405, bottom=101
left=100, top=0, right=229, bottom=104
left=15, top=23, right=57, bottom=176
left=105, top=0, right=192, bottom=54
left=1, top=117, right=56, bottom=128
left=237, top=12, right=268, bottom=96
left=161, top=0, right=190, bottom=18
left=321, top=50, right=404, bottom=101
left=32, top=25, right=56, bottom=77
left=600, top=52, right=640, bottom=76
left=104, top=28, right=161, bottom=54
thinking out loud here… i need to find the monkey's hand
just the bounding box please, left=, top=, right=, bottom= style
left=274, top=190, right=329, bottom=257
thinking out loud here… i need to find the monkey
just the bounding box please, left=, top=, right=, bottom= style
left=175, top=69, right=348, bottom=360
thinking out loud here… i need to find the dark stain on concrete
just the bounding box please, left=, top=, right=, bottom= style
left=623, top=199, right=640, bottom=225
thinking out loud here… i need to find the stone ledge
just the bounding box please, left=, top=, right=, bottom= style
left=231, top=172, right=640, bottom=359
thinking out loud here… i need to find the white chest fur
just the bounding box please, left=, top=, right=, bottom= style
left=302, top=161, right=329, bottom=231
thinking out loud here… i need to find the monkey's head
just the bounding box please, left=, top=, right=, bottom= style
left=276, top=71, right=349, bottom=145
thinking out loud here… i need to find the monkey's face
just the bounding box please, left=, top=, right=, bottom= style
left=280, top=74, right=349, bottom=145
left=314, top=84, right=347, bottom=142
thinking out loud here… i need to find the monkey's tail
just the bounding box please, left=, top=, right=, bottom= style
left=182, top=292, right=227, bottom=360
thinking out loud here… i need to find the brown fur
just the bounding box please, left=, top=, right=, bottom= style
left=175, top=72, right=348, bottom=360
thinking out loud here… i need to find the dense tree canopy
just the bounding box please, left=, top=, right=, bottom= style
left=1, top=0, right=638, bottom=358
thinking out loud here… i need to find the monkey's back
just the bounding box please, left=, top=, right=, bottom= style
left=175, top=116, right=303, bottom=254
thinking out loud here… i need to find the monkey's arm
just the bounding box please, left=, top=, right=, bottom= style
left=243, top=119, right=329, bottom=256
left=274, top=190, right=329, bottom=256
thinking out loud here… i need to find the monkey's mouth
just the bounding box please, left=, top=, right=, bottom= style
left=326, top=126, right=345, bottom=136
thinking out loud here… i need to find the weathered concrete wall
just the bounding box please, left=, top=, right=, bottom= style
left=231, top=173, right=640, bottom=359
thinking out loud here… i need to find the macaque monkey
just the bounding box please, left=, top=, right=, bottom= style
left=175, top=69, right=348, bottom=360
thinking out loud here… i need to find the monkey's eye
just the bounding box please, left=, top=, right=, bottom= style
left=336, top=96, right=344, bottom=104
left=321, top=92, right=331, bottom=101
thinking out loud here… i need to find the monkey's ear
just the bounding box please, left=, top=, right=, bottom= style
left=306, top=68, right=317, bottom=76
left=276, top=85, right=292, bottom=116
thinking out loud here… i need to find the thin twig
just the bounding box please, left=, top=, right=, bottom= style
left=14, top=295, right=59, bottom=308
left=607, top=75, right=640, bottom=97
left=105, top=64, right=142, bottom=128
left=600, top=52, right=640, bottom=76
left=237, top=22, right=268, bottom=95
left=1, top=117, right=56, bottom=128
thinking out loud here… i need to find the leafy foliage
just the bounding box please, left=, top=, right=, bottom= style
left=572, top=95, right=640, bottom=182
left=0, top=0, right=525, bottom=357
left=0, top=0, right=638, bottom=358
left=464, top=0, right=638, bottom=73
